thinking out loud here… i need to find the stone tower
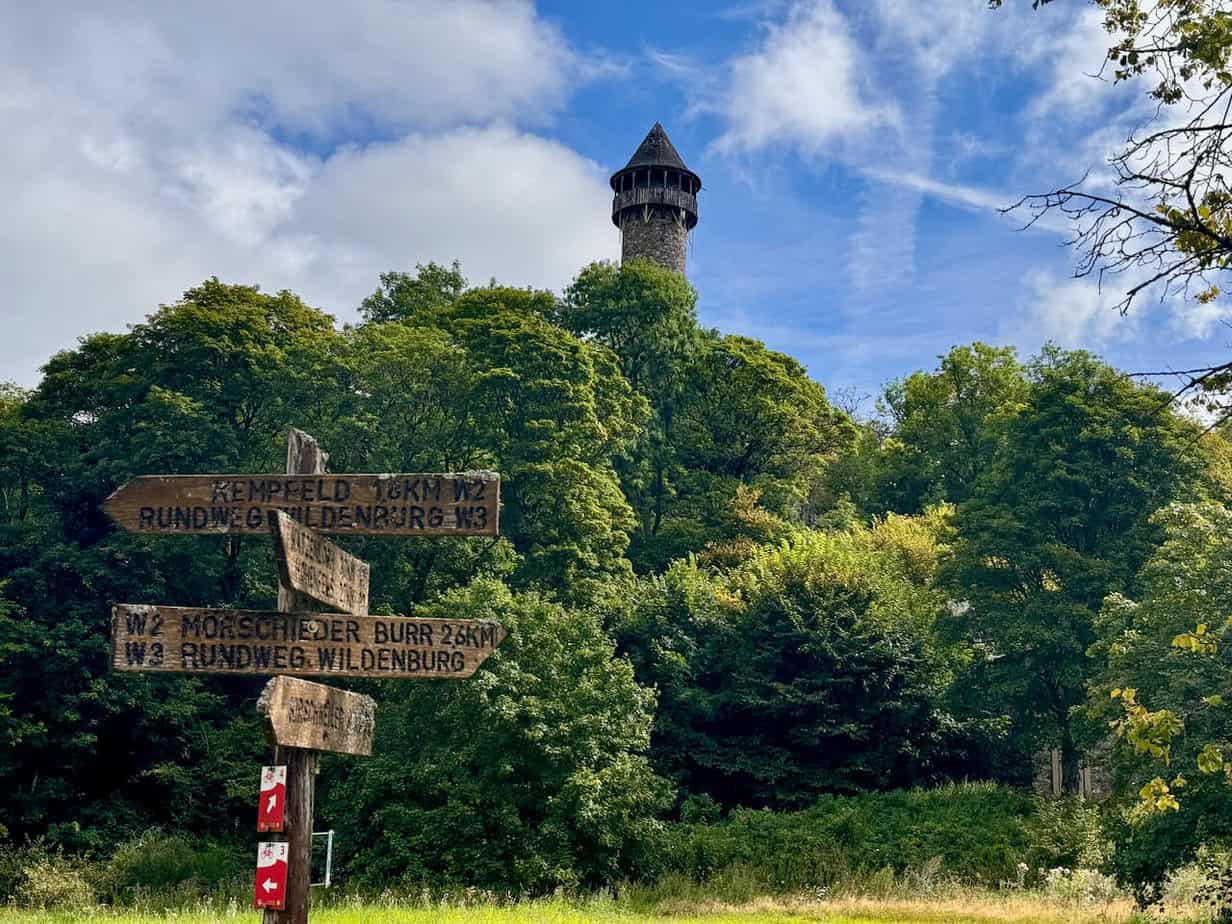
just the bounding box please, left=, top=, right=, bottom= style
left=610, top=122, right=700, bottom=276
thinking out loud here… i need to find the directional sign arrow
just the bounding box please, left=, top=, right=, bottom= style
left=103, top=472, right=499, bottom=536
left=257, top=765, right=286, bottom=833
left=112, top=604, right=506, bottom=684
left=269, top=510, right=369, bottom=615
left=253, top=841, right=288, bottom=910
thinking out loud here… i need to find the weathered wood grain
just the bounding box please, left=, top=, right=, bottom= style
left=103, top=471, right=500, bottom=536
left=111, top=604, right=505, bottom=679
left=268, top=428, right=326, bottom=924
left=269, top=511, right=369, bottom=616
left=257, top=676, right=375, bottom=757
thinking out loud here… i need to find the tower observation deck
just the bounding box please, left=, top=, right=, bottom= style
left=610, top=122, right=700, bottom=276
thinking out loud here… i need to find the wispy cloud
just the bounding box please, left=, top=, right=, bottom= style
left=860, top=168, right=1076, bottom=236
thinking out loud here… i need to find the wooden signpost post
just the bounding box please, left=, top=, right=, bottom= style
left=104, top=428, right=505, bottom=924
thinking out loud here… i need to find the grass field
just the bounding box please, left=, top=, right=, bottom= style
left=0, top=893, right=1188, bottom=924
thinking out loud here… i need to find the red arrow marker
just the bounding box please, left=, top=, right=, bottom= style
left=257, top=765, right=287, bottom=832
left=254, top=842, right=288, bottom=910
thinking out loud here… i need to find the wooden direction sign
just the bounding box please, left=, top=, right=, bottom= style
left=269, top=511, right=369, bottom=616
left=112, top=604, right=506, bottom=680
left=258, top=676, right=376, bottom=757
left=103, top=471, right=499, bottom=537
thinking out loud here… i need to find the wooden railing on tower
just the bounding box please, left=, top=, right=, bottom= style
left=612, top=186, right=697, bottom=216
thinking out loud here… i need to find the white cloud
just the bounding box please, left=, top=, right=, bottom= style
left=1008, top=270, right=1143, bottom=350
left=713, top=0, right=898, bottom=155
left=286, top=127, right=617, bottom=306
left=0, top=2, right=618, bottom=387
left=2, top=2, right=579, bottom=139
left=864, top=169, right=1008, bottom=214
left=1169, top=296, right=1232, bottom=341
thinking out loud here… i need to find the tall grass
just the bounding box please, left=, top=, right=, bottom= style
left=0, top=896, right=1177, bottom=924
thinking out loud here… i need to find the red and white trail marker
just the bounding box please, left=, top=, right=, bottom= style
left=254, top=841, right=289, bottom=910
left=257, top=765, right=287, bottom=832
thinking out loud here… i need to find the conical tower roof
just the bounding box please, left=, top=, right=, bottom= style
left=610, top=122, right=700, bottom=190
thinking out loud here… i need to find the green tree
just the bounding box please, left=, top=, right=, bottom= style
left=940, top=346, right=1200, bottom=792
left=322, top=579, right=669, bottom=892
left=561, top=260, right=702, bottom=568
left=561, top=259, right=701, bottom=399
left=0, top=279, right=341, bottom=846
left=358, top=261, right=468, bottom=324
left=1079, top=502, right=1232, bottom=899
left=676, top=335, right=852, bottom=511
left=641, top=335, right=852, bottom=568
left=333, top=285, right=646, bottom=604
left=614, top=510, right=973, bottom=809
left=877, top=343, right=1027, bottom=514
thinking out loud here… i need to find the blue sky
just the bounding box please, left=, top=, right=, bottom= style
left=3, top=0, right=1229, bottom=407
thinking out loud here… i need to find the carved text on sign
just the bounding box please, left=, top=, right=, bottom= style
left=112, top=604, right=505, bottom=679
left=104, top=472, right=499, bottom=536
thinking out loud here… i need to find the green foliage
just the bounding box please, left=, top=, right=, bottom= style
left=1090, top=502, right=1232, bottom=782
left=323, top=579, right=669, bottom=894
left=1082, top=501, right=1232, bottom=894
left=358, top=261, right=468, bottom=324
left=561, top=259, right=701, bottom=401
left=0, top=279, right=338, bottom=848
left=876, top=343, right=1026, bottom=514
left=335, top=285, right=646, bottom=603
left=657, top=335, right=853, bottom=563
left=615, top=512, right=976, bottom=809
left=96, top=831, right=243, bottom=905
left=5, top=254, right=1217, bottom=904
left=1021, top=797, right=1111, bottom=871
left=4, top=847, right=95, bottom=912
left=0, top=273, right=656, bottom=852
left=662, top=784, right=1058, bottom=889
left=940, top=346, right=1200, bottom=789
left=562, top=261, right=852, bottom=571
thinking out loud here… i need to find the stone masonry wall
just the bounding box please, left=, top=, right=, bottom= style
left=621, top=209, right=688, bottom=275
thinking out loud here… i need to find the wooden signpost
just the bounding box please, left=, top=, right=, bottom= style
left=104, top=428, right=506, bottom=924
left=270, top=511, right=370, bottom=616
left=111, top=605, right=505, bottom=679
left=103, top=471, right=499, bottom=536
left=258, top=676, right=376, bottom=758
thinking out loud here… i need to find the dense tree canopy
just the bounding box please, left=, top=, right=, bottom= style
left=5, top=256, right=1231, bottom=900
left=876, top=343, right=1026, bottom=514
left=941, top=346, right=1201, bottom=792
left=613, top=510, right=974, bottom=810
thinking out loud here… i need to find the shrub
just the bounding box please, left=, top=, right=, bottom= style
left=97, top=830, right=245, bottom=904
left=1022, top=797, right=1111, bottom=871
left=1040, top=867, right=1121, bottom=904
left=662, top=783, right=1100, bottom=890
left=614, top=517, right=978, bottom=812
left=323, top=580, right=670, bottom=895
left=12, top=853, right=95, bottom=911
